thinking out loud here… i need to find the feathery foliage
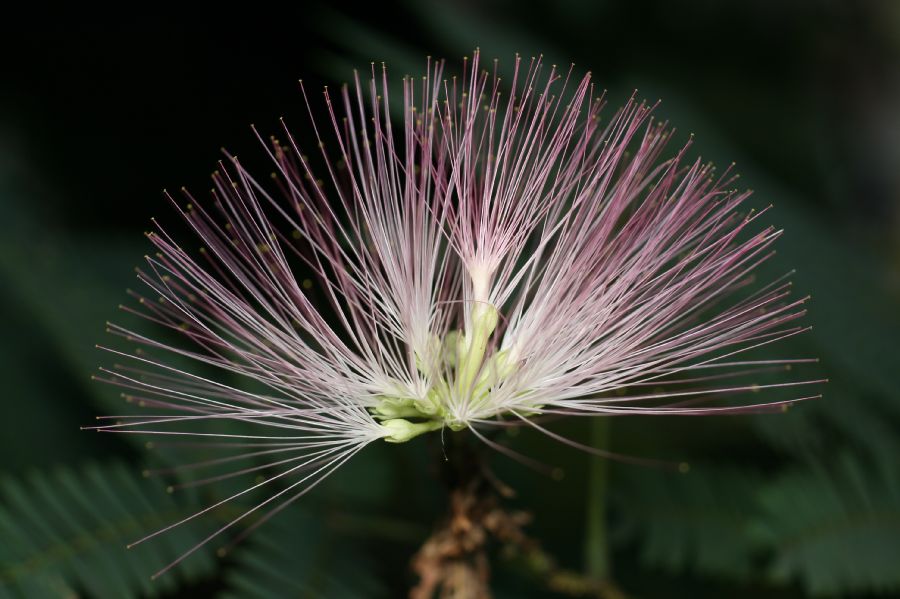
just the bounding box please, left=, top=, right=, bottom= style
left=612, top=455, right=900, bottom=596
left=612, top=466, right=761, bottom=581
left=758, top=454, right=900, bottom=596
left=0, top=461, right=215, bottom=598
left=220, top=507, right=386, bottom=599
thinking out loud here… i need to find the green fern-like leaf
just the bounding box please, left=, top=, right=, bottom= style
left=756, top=453, right=900, bottom=596
left=611, top=466, right=762, bottom=580
left=219, top=506, right=386, bottom=599
left=0, top=461, right=216, bottom=598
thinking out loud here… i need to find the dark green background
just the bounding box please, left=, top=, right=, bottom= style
left=1, top=2, right=898, bottom=597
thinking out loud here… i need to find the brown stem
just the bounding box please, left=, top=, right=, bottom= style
left=409, top=480, right=495, bottom=599
left=409, top=434, right=627, bottom=599
left=409, top=434, right=503, bottom=599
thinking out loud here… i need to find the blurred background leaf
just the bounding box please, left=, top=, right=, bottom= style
left=756, top=453, right=900, bottom=596
left=0, top=461, right=216, bottom=598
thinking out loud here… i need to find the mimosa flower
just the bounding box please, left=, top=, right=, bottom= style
left=91, top=50, right=820, bottom=576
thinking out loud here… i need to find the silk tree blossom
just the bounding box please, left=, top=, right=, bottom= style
left=91, top=51, right=820, bottom=576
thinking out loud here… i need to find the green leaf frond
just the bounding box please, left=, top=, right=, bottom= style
left=758, top=453, right=900, bottom=596
left=611, top=466, right=762, bottom=581
left=0, top=461, right=215, bottom=599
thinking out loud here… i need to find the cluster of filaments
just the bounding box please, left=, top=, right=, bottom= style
left=89, top=52, right=820, bottom=576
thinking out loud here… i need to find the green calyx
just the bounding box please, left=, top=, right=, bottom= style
left=370, top=397, right=432, bottom=420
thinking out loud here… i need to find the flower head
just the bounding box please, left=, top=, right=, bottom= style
left=92, top=50, right=819, bottom=575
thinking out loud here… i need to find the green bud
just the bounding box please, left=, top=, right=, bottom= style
left=413, top=385, right=448, bottom=417
left=477, top=349, right=517, bottom=386
left=371, top=397, right=423, bottom=419
left=380, top=418, right=443, bottom=443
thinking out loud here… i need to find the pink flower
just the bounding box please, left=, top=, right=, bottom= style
left=92, top=51, right=820, bottom=576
